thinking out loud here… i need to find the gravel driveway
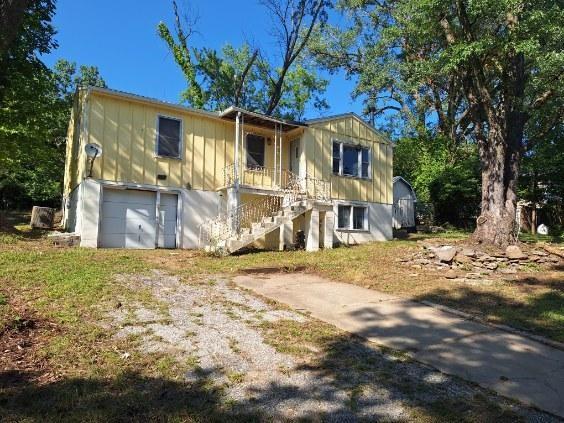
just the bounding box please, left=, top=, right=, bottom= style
left=105, top=270, right=556, bottom=422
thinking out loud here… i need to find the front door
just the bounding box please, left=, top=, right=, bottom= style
left=290, top=139, right=301, bottom=176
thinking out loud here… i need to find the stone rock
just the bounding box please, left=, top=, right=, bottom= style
left=506, top=245, right=527, bottom=260
left=500, top=268, right=517, bottom=274
left=485, top=262, right=499, bottom=270
left=413, top=258, right=431, bottom=265
left=461, top=248, right=477, bottom=258
left=445, top=269, right=458, bottom=279
left=454, top=253, right=472, bottom=264
left=430, top=246, right=457, bottom=263
left=532, top=250, right=548, bottom=256
left=465, top=272, right=483, bottom=279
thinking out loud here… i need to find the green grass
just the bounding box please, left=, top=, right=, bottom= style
left=519, top=231, right=563, bottom=244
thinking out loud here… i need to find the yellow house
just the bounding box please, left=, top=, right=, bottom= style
left=63, top=86, right=393, bottom=252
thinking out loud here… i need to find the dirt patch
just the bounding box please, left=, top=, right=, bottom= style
left=0, top=298, right=60, bottom=388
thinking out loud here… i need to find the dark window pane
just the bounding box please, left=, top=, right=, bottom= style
left=353, top=207, right=366, bottom=229
left=332, top=142, right=341, bottom=174
left=338, top=205, right=351, bottom=228
left=157, top=117, right=181, bottom=157
left=362, top=163, right=369, bottom=178
left=361, top=148, right=370, bottom=178
left=246, top=134, right=265, bottom=169
left=342, top=145, right=358, bottom=176
left=332, top=142, right=340, bottom=158
left=333, top=158, right=340, bottom=174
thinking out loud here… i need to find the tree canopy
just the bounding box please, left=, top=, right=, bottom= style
left=0, top=0, right=105, bottom=209
left=158, top=0, right=330, bottom=120
left=312, top=0, right=563, bottom=245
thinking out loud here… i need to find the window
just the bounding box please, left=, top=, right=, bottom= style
left=246, top=134, right=265, bottom=169
left=332, top=142, right=341, bottom=174
left=338, top=204, right=367, bottom=230
left=332, top=141, right=370, bottom=178
left=338, top=205, right=351, bottom=229
left=157, top=116, right=181, bottom=158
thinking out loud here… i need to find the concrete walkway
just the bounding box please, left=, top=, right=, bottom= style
left=234, top=273, right=564, bottom=418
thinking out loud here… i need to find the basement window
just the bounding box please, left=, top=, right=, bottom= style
left=332, top=141, right=370, bottom=178
left=338, top=204, right=368, bottom=230
left=246, top=134, right=265, bottom=169
left=157, top=116, right=182, bottom=158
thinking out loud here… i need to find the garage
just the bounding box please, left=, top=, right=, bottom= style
left=99, top=188, right=178, bottom=249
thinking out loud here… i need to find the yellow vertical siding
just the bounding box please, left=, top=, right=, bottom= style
left=307, top=115, right=393, bottom=204
left=70, top=91, right=392, bottom=204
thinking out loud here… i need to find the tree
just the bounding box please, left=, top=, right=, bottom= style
left=157, top=0, right=330, bottom=119
left=394, top=135, right=480, bottom=228
left=312, top=0, right=563, bottom=246
left=0, top=0, right=106, bottom=209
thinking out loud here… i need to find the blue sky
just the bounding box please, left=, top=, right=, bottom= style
left=42, top=0, right=362, bottom=119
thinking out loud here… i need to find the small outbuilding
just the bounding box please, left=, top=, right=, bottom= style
left=392, top=176, right=417, bottom=229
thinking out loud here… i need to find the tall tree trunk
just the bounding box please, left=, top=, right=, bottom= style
left=473, top=131, right=518, bottom=247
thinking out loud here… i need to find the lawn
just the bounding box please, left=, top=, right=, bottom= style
left=0, top=216, right=562, bottom=420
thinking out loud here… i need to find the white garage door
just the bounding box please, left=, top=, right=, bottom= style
left=100, top=189, right=157, bottom=249
left=158, top=193, right=178, bottom=249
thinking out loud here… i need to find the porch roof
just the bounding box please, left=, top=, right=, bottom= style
left=219, top=106, right=305, bottom=132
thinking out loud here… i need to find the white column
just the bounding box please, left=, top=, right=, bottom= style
left=234, top=112, right=241, bottom=188
left=79, top=179, right=102, bottom=248
left=324, top=210, right=334, bottom=249
left=279, top=125, right=282, bottom=186
left=279, top=220, right=293, bottom=251
left=305, top=209, right=320, bottom=252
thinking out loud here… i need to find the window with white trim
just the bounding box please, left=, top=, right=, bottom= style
left=332, top=141, right=370, bottom=178
left=337, top=205, right=368, bottom=230
left=157, top=116, right=181, bottom=158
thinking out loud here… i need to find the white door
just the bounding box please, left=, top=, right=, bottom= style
left=158, top=193, right=178, bottom=249
left=100, top=189, right=157, bottom=248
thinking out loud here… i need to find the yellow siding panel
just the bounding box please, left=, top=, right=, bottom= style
left=131, top=104, right=145, bottom=183
left=103, top=100, right=118, bottom=181
left=215, top=123, right=225, bottom=188
left=203, top=119, right=215, bottom=190
left=143, top=108, right=156, bottom=185
left=89, top=96, right=104, bottom=179
left=117, top=102, right=132, bottom=181
left=192, top=118, right=204, bottom=190
left=386, top=145, right=393, bottom=204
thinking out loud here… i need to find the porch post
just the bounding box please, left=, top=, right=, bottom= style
left=305, top=208, right=320, bottom=252
left=323, top=210, right=334, bottom=249
left=279, top=124, right=282, bottom=187
left=229, top=112, right=242, bottom=233
left=234, top=112, right=241, bottom=189
left=273, top=123, right=277, bottom=187
left=279, top=220, right=293, bottom=251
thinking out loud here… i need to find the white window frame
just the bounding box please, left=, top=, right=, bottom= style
left=155, top=115, right=183, bottom=159
left=337, top=203, right=369, bottom=231
left=332, top=140, right=371, bottom=179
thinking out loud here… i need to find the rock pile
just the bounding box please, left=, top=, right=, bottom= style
left=399, top=242, right=561, bottom=284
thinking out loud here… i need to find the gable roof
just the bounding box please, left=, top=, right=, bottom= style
left=83, top=86, right=387, bottom=138
left=305, top=112, right=391, bottom=144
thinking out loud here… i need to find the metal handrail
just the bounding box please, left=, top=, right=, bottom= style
left=200, top=166, right=330, bottom=250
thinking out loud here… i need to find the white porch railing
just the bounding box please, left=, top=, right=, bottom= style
left=222, top=164, right=331, bottom=201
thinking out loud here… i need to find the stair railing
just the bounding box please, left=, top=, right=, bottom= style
left=200, top=167, right=329, bottom=249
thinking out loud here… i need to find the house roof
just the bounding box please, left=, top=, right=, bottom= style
left=219, top=106, right=305, bottom=132
left=305, top=112, right=390, bottom=144
left=83, top=86, right=388, bottom=138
